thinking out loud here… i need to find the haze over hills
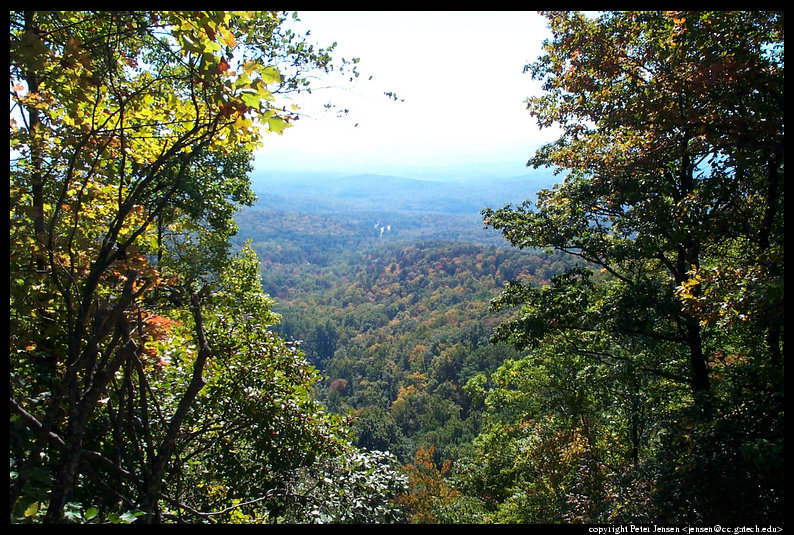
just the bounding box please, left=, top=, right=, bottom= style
left=248, top=168, right=558, bottom=216
left=240, top=167, right=559, bottom=249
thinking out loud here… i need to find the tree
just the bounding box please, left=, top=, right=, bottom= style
left=122, top=245, right=352, bottom=523
left=396, top=446, right=480, bottom=524
left=483, top=9, right=783, bottom=415
left=481, top=11, right=783, bottom=522
left=10, top=10, right=359, bottom=523
left=274, top=448, right=408, bottom=524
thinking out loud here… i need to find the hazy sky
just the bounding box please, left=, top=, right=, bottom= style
left=254, top=11, right=559, bottom=178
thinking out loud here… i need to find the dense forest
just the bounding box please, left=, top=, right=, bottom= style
left=232, top=181, right=577, bottom=465
left=10, top=11, right=783, bottom=525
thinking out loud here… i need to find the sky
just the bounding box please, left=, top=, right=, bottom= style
left=254, top=11, right=559, bottom=179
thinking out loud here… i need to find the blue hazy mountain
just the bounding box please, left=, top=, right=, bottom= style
left=248, top=168, right=558, bottom=216
left=236, top=167, right=560, bottom=251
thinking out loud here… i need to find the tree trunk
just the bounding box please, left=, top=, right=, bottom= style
left=137, top=288, right=211, bottom=523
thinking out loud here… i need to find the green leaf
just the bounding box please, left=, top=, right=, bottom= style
left=23, top=501, right=39, bottom=518
left=260, top=66, right=282, bottom=85
left=240, top=91, right=262, bottom=109
left=267, top=116, right=291, bottom=135
left=119, top=510, right=143, bottom=523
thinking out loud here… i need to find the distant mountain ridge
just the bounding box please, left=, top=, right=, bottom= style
left=249, top=169, right=558, bottom=216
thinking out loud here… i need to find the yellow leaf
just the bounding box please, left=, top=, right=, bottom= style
left=260, top=66, right=281, bottom=85
left=221, top=29, right=237, bottom=48
left=266, top=116, right=291, bottom=135
left=24, top=501, right=39, bottom=518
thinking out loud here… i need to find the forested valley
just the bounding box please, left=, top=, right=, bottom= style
left=10, top=11, right=783, bottom=526
left=234, top=174, right=575, bottom=466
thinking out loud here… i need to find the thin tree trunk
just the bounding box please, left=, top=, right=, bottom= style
left=137, top=287, right=212, bottom=523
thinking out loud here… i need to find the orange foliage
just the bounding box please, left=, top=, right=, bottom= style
left=328, top=378, right=348, bottom=394
left=395, top=446, right=459, bottom=524
left=143, top=314, right=179, bottom=340
left=141, top=314, right=180, bottom=368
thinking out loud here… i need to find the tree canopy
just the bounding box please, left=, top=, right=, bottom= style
left=480, top=10, right=783, bottom=523
left=10, top=10, right=784, bottom=525
left=9, top=10, right=406, bottom=524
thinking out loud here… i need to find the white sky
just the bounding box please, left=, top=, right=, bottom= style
left=254, top=11, right=559, bottom=178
